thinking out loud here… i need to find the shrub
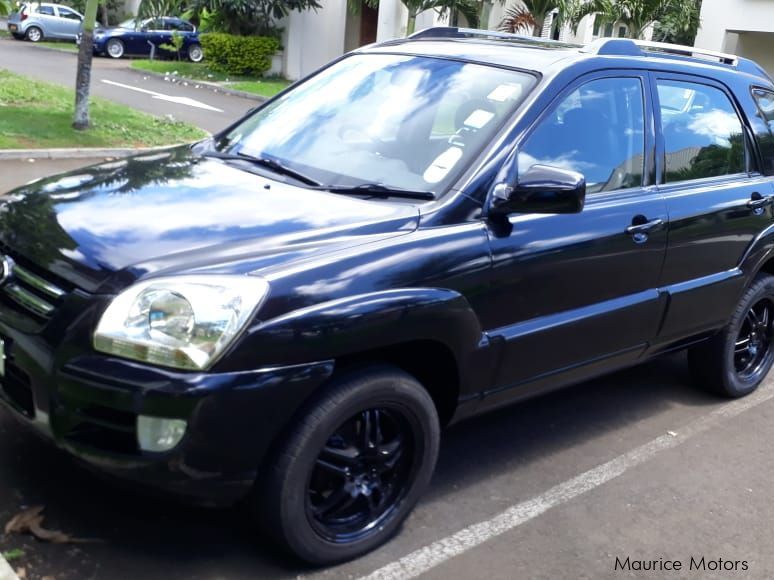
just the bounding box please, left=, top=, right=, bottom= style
left=200, top=33, right=280, bottom=76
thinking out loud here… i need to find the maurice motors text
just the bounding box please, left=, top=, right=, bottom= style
left=614, top=556, right=749, bottom=572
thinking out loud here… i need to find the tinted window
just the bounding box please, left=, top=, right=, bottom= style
left=519, top=77, right=645, bottom=194
left=657, top=80, right=746, bottom=182
left=752, top=88, right=774, bottom=175
left=58, top=7, right=80, bottom=19
left=37, top=5, right=55, bottom=15
left=167, top=20, right=193, bottom=31
left=223, top=54, right=536, bottom=194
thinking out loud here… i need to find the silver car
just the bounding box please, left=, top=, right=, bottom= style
left=7, top=2, right=83, bottom=42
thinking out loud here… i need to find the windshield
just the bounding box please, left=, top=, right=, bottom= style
left=215, top=54, right=536, bottom=195
left=118, top=18, right=136, bottom=29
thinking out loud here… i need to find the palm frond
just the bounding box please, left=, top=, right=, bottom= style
left=499, top=4, right=537, bottom=33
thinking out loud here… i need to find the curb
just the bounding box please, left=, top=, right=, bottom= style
left=0, top=144, right=189, bottom=161
left=125, top=66, right=268, bottom=103
left=0, top=555, right=19, bottom=580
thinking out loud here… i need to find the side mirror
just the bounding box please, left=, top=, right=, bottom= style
left=490, top=164, right=586, bottom=215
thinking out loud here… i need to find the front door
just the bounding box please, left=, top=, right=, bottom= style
left=481, top=73, right=669, bottom=393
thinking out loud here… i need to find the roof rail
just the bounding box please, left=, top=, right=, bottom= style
left=408, top=26, right=580, bottom=47
left=582, top=37, right=738, bottom=65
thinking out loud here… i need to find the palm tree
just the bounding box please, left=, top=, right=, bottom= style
left=499, top=0, right=555, bottom=36
left=590, top=0, right=674, bottom=39
left=402, top=0, right=479, bottom=35
left=0, top=0, right=12, bottom=16
left=499, top=0, right=591, bottom=37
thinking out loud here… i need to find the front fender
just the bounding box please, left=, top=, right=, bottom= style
left=218, top=288, right=486, bottom=372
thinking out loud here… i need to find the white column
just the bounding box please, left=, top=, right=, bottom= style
left=376, top=0, right=408, bottom=41
left=284, top=0, right=348, bottom=80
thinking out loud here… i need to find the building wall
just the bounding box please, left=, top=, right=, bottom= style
left=695, top=0, right=774, bottom=75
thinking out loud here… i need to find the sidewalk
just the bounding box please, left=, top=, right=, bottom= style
left=0, top=556, right=18, bottom=580
left=0, top=158, right=103, bottom=193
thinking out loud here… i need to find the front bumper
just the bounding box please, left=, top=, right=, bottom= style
left=0, top=333, right=334, bottom=505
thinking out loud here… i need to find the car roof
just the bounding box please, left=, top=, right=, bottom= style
left=365, top=27, right=773, bottom=86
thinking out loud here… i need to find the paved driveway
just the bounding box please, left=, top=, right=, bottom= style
left=0, top=36, right=257, bottom=133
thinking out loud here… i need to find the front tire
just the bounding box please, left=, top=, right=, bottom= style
left=25, top=26, right=43, bottom=42
left=105, top=38, right=125, bottom=59
left=257, top=366, right=440, bottom=565
left=689, top=274, right=774, bottom=397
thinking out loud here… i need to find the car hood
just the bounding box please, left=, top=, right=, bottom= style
left=0, top=147, right=419, bottom=294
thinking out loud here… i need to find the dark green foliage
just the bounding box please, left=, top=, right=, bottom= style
left=69, top=0, right=129, bottom=26
left=188, top=0, right=320, bottom=37
left=200, top=33, right=280, bottom=76
left=652, top=0, right=702, bottom=45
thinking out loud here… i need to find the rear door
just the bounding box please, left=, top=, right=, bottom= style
left=652, top=74, right=774, bottom=343
left=34, top=4, right=59, bottom=37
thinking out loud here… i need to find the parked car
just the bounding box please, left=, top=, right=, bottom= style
left=90, top=17, right=202, bottom=61
left=3, top=27, right=774, bottom=565
left=7, top=2, right=83, bottom=42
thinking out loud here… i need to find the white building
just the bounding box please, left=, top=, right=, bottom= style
left=695, top=0, right=774, bottom=74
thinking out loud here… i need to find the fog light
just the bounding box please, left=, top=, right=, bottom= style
left=137, top=416, right=187, bottom=452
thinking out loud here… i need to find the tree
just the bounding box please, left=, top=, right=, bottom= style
left=0, top=0, right=11, bottom=16
left=499, top=0, right=556, bottom=36
left=588, top=0, right=675, bottom=39
left=652, top=0, right=701, bottom=45
left=73, top=0, right=100, bottom=130
left=187, top=0, right=321, bottom=37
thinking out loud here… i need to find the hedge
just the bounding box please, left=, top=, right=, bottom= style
left=200, top=33, right=280, bottom=77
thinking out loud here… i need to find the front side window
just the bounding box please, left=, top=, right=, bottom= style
left=217, top=54, right=536, bottom=194
left=657, top=80, right=746, bottom=182
left=58, top=7, right=80, bottom=19
left=519, top=77, right=645, bottom=194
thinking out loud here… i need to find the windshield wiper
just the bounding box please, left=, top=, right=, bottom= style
left=203, top=151, right=321, bottom=186
left=321, top=183, right=435, bottom=201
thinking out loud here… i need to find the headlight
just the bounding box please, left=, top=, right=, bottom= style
left=94, top=275, right=269, bottom=370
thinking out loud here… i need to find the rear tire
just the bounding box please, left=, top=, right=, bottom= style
left=689, top=274, right=774, bottom=397
left=25, top=26, right=43, bottom=42
left=105, top=38, right=124, bottom=59
left=256, top=366, right=440, bottom=565
left=187, top=43, right=203, bottom=63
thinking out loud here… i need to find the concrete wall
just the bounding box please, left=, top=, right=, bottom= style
left=695, top=0, right=774, bottom=75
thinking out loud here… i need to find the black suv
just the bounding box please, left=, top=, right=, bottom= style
left=3, top=27, right=774, bottom=564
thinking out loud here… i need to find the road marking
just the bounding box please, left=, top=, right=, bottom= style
left=0, top=554, right=19, bottom=580
left=100, top=79, right=224, bottom=112
left=360, top=382, right=774, bottom=580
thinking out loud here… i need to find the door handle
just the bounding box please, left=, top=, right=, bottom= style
left=625, top=218, right=664, bottom=236
left=747, top=193, right=774, bottom=210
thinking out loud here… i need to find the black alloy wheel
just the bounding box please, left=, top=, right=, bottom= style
left=258, top=366, right=440, bottom=565
left=306, top=407, right=414, bottom=543
left=733, top=298, right=773, bottom=381
left=690, top=274, right=774, bottom=397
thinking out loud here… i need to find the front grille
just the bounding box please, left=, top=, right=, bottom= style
left=1, top=362, right=34, bottom=418
left=0, top=258, right=69, bottom=321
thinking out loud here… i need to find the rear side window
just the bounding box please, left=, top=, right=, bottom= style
left=37, top=5, right=55, bottom=15
left=519, top=77, right=645, bottom=194
left=657, top=80, right=746, bottom=182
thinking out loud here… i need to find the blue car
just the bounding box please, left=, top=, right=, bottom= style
left=92, top=17, right=203, bottom=62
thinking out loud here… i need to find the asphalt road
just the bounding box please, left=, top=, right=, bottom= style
left=0, top=36, right=259, bottom=133
left=3, top=164, right=774, bottom=579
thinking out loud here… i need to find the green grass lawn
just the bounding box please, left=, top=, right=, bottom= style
left=0, top=69, right=207, bottom=149
left=131, top=60, right=291, bottom=98
left=37, top=40, right=79, bottom=52
left=227, top=79, right=291, bottom=98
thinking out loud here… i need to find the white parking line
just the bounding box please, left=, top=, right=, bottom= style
left=359, top=382, right=774, bottom=580
left=0, top=554, right=18, bottom=580
left=100, top=79, right=224, bottom=112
